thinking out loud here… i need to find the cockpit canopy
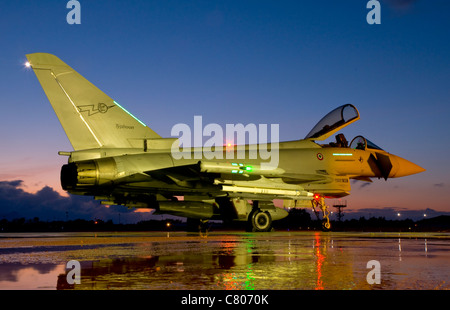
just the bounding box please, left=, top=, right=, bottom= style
left=305, top=104, right=385, bottom=151
left=305, top=104, right=360, bottom=141
left=349, top=135, right=384, bottom=151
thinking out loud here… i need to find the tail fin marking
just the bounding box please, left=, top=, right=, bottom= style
left=26, top=53, right=161, bottom=150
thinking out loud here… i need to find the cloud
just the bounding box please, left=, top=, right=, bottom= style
left=351, top=179, right=373, bottom=189
left=0, top=180, right=154, bottom=223
left=359, top=182, right=372, bottom=189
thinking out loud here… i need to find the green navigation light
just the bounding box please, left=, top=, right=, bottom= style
left=113, top=100, right=147, bottom=127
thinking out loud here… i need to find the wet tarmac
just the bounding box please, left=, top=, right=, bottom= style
left=0, top=231, right=448, bottom=290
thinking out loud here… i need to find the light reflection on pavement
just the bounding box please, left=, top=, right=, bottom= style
left=0, top=231, right=448, bottom=290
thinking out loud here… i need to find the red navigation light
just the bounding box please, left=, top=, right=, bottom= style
left=314, top=194, right=321, bottom=201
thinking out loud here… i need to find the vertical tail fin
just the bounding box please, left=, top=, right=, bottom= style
left=26, top=53, right=160, bottom=150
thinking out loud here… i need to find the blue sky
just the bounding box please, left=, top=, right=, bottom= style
left=0, top=0, right=449, bottom=221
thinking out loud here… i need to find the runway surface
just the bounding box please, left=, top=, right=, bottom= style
left=0, top=231, right=448, bottom=290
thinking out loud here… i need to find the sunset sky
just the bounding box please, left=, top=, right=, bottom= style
left=0, top=0, right=449, bottom=222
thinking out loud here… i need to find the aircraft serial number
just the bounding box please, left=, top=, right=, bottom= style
left=335, top=178, right=349, bottom=183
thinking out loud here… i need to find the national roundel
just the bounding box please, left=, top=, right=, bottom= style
left=317, top=153, right=324, bottom=160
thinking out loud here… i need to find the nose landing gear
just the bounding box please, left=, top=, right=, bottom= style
left=312, top=196, right=331, bottom=232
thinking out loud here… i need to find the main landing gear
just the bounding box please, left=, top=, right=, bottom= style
left=246, top=201, right=273, bottom=232
left=312, top=196, right=331, bottom=232
left=187, top=218, right=211, bottom=235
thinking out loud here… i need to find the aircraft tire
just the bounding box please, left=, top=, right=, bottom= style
left=249, top=209, right=273, bottom=232
left=321, top=220, right=331, bottom=232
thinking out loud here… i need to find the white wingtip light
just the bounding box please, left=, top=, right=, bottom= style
left=25, top=61, right=31, bottom=68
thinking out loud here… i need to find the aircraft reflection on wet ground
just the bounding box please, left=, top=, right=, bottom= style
left=0, top=231, right=449, bottom=290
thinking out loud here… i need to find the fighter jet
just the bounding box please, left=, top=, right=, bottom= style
left=25, top=53, right=425, bottom=232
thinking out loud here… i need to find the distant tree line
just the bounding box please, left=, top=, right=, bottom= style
left=0, top=217, right=186, bottom=232
left=273, top=209, right=450, bottom=232
left=1, top=210, right=449, bottom=232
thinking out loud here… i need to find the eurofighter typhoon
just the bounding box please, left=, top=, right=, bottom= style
left=25, top=53, right=425, bottom=232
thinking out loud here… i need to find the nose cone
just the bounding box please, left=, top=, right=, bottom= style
left=391, top=155, right=426, bottom=178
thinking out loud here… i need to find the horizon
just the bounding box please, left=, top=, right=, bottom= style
left=1, top=179, right=448, bottom=224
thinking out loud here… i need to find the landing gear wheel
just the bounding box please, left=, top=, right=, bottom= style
left=187, top=218, right=210, bottom=234
left=199, top=219, right=210, bottom=233
left=199, top=219, right=210, bottom=237
left=248, top=209, right=272, bottom=232
left=321, top=219, right=331, bottom=232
